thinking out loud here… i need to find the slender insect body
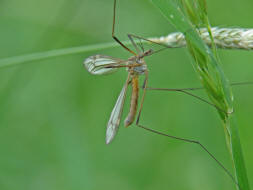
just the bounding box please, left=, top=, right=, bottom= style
left=124, top=56, right=147, bottom=127
left=124, top=76, right=139, bottom=127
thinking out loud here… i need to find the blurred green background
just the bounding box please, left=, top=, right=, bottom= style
left=0, top=0, right=252, bottom=189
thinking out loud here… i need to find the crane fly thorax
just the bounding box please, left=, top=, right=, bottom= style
left=127, top=57, right=147, bottom=75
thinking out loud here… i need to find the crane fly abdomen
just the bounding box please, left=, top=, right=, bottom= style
left=124, top=76, right=139, bottom=127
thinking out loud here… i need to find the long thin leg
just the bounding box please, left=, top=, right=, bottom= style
left=112, top=0, right=136, bottom=55
left=128, top=33, right=177, bottom=56
left=134, top=81, right=240, bottom=188
left=146, top=87, right=230, bottom=114
left=136, top=70, right=149, bottom=125
left=138, top=38, right=145, bottom=53
left=128, top=33, right=171, bottom=49
left=128, top=34, right=141, bottom=54
left=128, top=33, right=182, bottom=57
left=135, top=124, right=240, bottom=189
left=147, top=82, right=253, bottom=92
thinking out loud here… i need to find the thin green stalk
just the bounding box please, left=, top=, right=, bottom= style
left=0, top=41, right=131, bottom=69
left=150, top=0, right=250, bottom=189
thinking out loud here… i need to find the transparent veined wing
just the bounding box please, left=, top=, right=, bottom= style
left=106, top=78, right=130, bottom=144
left=84, top=55, right=124, bottom=75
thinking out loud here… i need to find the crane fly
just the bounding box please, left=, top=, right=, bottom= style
left=85, top=46, right=152, bottom=144
left=83, top=0, right=248, bottom=188
left=84, top=0, right=163, bottom=144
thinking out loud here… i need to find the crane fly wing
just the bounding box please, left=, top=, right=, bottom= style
left=84, top=55, right=124, bottom=75
left=106, top=81, right=129, bottom=144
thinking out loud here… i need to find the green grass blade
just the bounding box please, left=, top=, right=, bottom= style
left=0, top=41, right=132, bottom=69
left=150, top=0, right=250, bottom=189
left=228, top=116, right=251, bottom=190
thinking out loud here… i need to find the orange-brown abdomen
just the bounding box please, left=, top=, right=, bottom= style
left=124, top=76, right=139, bottom=127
